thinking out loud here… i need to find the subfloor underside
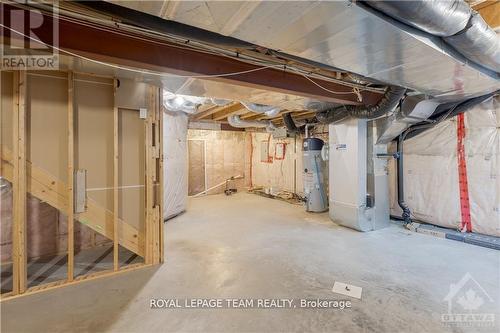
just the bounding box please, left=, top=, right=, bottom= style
left=1, top=193, right=499, bottom=333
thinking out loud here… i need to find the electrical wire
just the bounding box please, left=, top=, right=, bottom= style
left=1, top=23, right=377, bottom=101
left=0, top=23, right=284, bottom=79
left=8, top=0, right=387, bottom=94
left=289, top=67, right=358, bottom=96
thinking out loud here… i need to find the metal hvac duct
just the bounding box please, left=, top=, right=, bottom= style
left=362, top=0, right=472, bottom=36
left=444, top=12, right=500, bottom=73
left=363, top=0, right=500, bottom=73
left=227, top=115, right=276, bottom=132
left=163, top=92, right=207, bottom=114
left=241, top=102, right=281, bottom=117
left=163, top=97, right=199, bottom=114
left=211, top=98, right=231, bottom=106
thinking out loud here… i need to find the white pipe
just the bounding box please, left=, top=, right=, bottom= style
left=305, top=124, right=314, bottom=138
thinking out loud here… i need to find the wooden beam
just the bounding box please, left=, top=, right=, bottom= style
left=192, top=102, right=241, bottom=120
left=281, top=111, right=315, bottom=121
left=240, top=109, right=295, bottom=121
left=153, top=88, right=162, bottom=264
left=242, top=113, right=266, bottom=121
left=145, top=86, right=155, bottom=264
left=113, top=78, right=119, bottom=271
left=211, top=103, right=245, bottom=121
left=158, top=92, right=165, bottom=263
left=475, top=1, right=500, bottom=29
left=12, top=70, right=27, bottom=294
left=240, top=111, right=259, bottom=120
left=2, top=3, right=382, bottom=106
left=255, top=111, right=304, bottom=122
left=191, top=105, right=218, bottom=120
left=67, top=71, right=75, bottom=281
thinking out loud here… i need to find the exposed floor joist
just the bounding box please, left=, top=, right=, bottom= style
left=211, top=103, right=246, bottom=121
left=192, top=102, right=243, bottom=121
left=473, top=0, right=500, bottom=28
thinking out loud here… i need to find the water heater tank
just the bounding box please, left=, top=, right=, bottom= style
left=303, top=138, right=328, bottom=212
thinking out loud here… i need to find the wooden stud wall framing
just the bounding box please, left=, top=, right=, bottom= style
left=158, top=90, right=165, bottom=263
left=144, top=85, right=163, bottom=265
left=12, top=70, right=27, bottom=294
left=1, top=70, right=164, bottom=301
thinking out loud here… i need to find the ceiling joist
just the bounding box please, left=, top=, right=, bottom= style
left=192, top=102, right=243, bottom=121
left=211, top=103, right=245, bottom=121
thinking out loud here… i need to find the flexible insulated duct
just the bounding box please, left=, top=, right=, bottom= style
left=241, top=102, right=281, bottom=117
left=363, top=0, right=500, bottom=73
left=227, top=115, right=276, bottom=132
left=316, top=86, right=406, bottom=124
left=163, top=98, right=199, bottom=114
left=282, top=113, right=299, bottom=134
left=211, top=98, right=231, bottom=106
left=364, top=0, right=472, bottom=36
left=444, top=12, right=500, bottom=73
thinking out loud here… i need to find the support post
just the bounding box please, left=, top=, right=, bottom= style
left=67, top=71, right=75, bottom=281
left=144, top=87, right=153, bottom=264
left=158, top=90, right=164, bottom=263
left=145, top=85, right=162, bottom=264
left=113, top=78, right=119, bottom=270
left=12, top=70, right=27, bottom=294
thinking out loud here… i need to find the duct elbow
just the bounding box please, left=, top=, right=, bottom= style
left=349, top=86, right=406, bottom=119
left=241, top=102, right=281, bottom=117
left=444, top=12, right=500, bottom=73
left=315, top=86, right=406, bottom=123
left=315, top=107, right=350, bottom=124
left=362, top=0, right=500, bottom=73
left=227, top=115, right=275, bottom=132
left=282, top=113, right=299, bottom=133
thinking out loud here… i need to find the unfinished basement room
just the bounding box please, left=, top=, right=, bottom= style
left=0, top=0, right=499, bottom=332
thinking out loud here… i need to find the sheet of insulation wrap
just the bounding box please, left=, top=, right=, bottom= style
left=187, top=129, right=248, bottom=195
left=163, top=110, right=189, bottom=220
left=389, top=97, right=499, bottom=236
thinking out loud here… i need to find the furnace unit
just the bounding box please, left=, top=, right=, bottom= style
left=328, top=119, right=390, bottom=231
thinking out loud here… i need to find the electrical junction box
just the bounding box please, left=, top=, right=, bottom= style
left=272, top=127, right=289, bottom=139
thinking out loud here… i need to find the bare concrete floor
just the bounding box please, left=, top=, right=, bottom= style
left=1, top=193, right=499, bottom=333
